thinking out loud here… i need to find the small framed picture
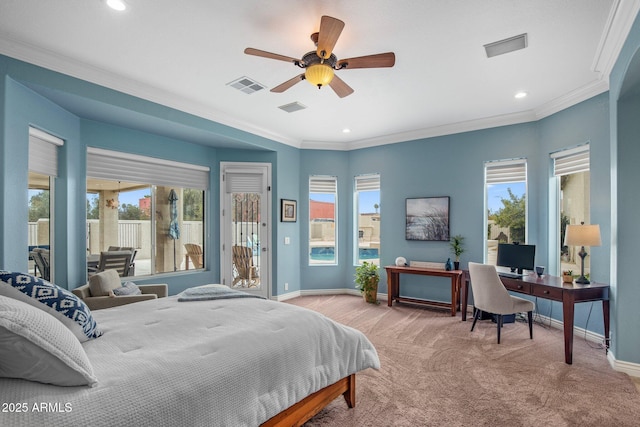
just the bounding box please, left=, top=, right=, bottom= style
left=281, top=199, right=297, bottom=222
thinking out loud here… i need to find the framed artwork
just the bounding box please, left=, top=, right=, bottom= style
left=405, top=196, right=450, bottom=241
left=281, top=199, right=297, bottom=222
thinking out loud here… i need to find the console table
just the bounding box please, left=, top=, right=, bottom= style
left=385, top=266, right=463, bottom=316
left=461, top=271, right=610, bottom=364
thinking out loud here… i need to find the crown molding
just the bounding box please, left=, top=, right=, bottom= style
left=592, top=0, right=640, bottom=77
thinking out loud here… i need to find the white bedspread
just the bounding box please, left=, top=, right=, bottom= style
left=0, top=296, right=379, bottom=426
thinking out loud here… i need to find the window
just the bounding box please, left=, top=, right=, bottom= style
left=354, top=174, right=380, bottom=266
left=552, top=144, right=590, bottom=276
left=28, top=128, right=63, bottom=281
left=86, top=148, right=208, bottom=277
left=309, top=176, right=337, bottom=265
left=485, top=159, right=527, bottom=265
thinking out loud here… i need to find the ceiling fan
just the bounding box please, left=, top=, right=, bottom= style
left=244, top=15, right=395, bottom=98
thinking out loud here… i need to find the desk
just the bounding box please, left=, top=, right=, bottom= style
left=385, top=266, right=463, bottom=316
left=461, top=271, right=610, bottom=364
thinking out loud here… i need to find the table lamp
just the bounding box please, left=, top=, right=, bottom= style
left=564, top=222, right=601, bottom=284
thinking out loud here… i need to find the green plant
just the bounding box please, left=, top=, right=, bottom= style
left=563, top=270, right=573, bottom=276
left=450, top=234, right=465, bottom=262
left=355, top=262, right=380, bottom=302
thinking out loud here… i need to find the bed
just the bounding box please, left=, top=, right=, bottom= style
left=0, top=276, right=380, bottom=427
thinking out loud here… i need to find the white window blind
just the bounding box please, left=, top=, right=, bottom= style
left=87, top=147, right=209, bottom=190
left=224, top=170, right=264, bottom=194
left=310, top=176, right=337, bottom=193
left=485, top=159, right=527, bottom=184
left=28, top=127, right=63, bottom=177
left=355, top=174, right=380, bottom=192
left=551, top=144, right=590, bottom=176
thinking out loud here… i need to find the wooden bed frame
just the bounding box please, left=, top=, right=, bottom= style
left=261, top=373, right=356, bottom=426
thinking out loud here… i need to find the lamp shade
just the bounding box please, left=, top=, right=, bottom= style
left=305, top=63, right=334, bottom=87
left=564, top=224, right=601, bottom=247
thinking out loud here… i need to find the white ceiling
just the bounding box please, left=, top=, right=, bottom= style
left=0, top=0, right=638, bottom=150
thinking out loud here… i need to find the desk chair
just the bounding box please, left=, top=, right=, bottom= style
left=468, top=262, right=534, bottom=344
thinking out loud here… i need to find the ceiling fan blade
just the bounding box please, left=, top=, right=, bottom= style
left=316, top=16, right=345, bottom=59
left=244, top=48, right=299, bottom=64
left=337, top=52, right=396, bottom=69
left=328, top=75, right=354, bottom=98
left=271, top=74, right=305, bottom=93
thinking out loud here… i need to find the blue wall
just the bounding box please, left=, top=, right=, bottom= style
left=610, top=11, right=640, bottom=364
left=297, top=106, right=608, bottom=338
left=299, top=150, right=350, bottom=290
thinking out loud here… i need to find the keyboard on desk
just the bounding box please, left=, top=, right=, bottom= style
left=498, top=272, right=525, bottom=279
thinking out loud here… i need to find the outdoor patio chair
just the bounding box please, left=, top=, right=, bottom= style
left=88, top=250, right=133, bottom=277
left=31, top=248, right=50, bottom=281
left=232, top=245, right=258, bottom=288
left=107, top=246, right=137, bottom=276
left=184, top=243, right=203, bottom=269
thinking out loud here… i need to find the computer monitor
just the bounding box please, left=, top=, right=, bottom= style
left=496, top=243, right=536, bottom=275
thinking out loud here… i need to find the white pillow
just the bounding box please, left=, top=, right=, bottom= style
left=0, top=295, right=98, bottom=387
left=0, top=270, right=103, bottom=342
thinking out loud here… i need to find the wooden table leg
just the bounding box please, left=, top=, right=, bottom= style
left=387, top=272, right=394, bottom=306
left=456, top=275, right=462, bottom=312
left=449, top=277, right=456, bottom=316
left=603, top=299, right=610, bottom=353
left=562, top=295, right=575, bottom=364
left=461, top=279, right=469, bottom=321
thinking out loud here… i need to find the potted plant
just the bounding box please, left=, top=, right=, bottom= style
left=449, top=234, right=465, bottom=270
left=563, top=270, right=573, bottom=283
left=355, top=261, right=380, bottom=304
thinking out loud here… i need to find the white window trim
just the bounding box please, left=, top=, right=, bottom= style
left=309, top=175, right=338, bottom=266
left=484, top=158, right=528, bottom=263
left=354, top=174, right=380, bottom=266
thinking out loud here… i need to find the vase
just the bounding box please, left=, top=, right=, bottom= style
left=454, top=261, right=460, bottom=270
left=445, top=258, right=453, bottom=271
left=563, top=275, right=573, bottom=283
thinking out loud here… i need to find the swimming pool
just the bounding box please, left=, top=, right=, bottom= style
left=309, top=247, right=379, bottom=261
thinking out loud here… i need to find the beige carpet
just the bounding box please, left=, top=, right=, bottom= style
left=286, top=295, right=640, bottom=427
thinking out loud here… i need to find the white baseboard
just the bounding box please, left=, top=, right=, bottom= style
left=274, top=289, right=387, bottom=302
left=608, top=352, right=640, bottom=378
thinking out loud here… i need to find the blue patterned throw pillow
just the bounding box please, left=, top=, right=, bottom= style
left=0, top=271, right=103, bottom=342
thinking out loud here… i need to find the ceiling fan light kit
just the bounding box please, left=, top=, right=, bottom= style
left=245, top=15, right=395, bottom=98
left=305, top=63, right=334, bottom=88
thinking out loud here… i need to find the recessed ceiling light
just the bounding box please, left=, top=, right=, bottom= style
left=106, top=0, right=127, bottom=11
left=515, top=91, right=528, bottom=99
left=342, top=128, right=351, bottom=133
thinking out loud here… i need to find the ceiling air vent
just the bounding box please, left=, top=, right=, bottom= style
left=227, top=76, right=265, bottom=94
left=278, top=102, right=307, bottom=113
left=484, top=33, right=528, bottom=58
